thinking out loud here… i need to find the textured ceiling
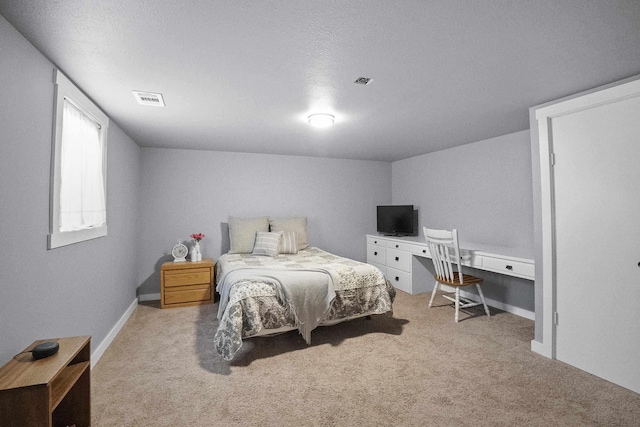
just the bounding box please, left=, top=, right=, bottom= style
left=1, top=1, right=640, bottom=161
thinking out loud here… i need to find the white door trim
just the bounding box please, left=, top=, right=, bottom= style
left=534, top=77, right=640, bottom=359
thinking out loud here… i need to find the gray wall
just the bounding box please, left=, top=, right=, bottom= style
left=0, top=16, right=141, bottom=365
left=0, top=10, right=539, bottom=365
left=137, top=148, right=391, bottom=296
left=391, top=130, right=535, bottom=311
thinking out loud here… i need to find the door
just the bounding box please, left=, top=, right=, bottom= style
left=550, top=88, right=640, bottom=393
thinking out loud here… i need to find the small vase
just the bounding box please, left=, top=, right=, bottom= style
left=190, top=244, right=198, bottom=262
left=195, top=241, right=202, bottom=261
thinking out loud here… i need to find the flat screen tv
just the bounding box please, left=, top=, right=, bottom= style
left=376, top=205, right=417, bottom=236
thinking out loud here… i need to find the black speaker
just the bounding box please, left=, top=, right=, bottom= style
left=32, top=341, right=59, bottom=360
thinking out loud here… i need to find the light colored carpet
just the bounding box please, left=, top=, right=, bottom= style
left=91, top=291, right=640, bottom=426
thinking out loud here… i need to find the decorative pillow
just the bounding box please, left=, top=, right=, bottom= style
left=252, top=231, right=283, bottom=256
left=228, top=216, right=269, bottom=254
left=269, top=217, right=308, bottom=250
left=279, top=230, right=298, bottom=254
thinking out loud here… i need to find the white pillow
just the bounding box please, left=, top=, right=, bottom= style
left=279, top=230, right=298, bottom=254
left=269, top=217, right=308, bottom=250
left=228, top=216, right=269, bottom=254
left=252, top=231, right=283, bottom=257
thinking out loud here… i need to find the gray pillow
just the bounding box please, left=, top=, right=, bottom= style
left=252, top=231, right=283, bottom=257
left=228, top=216, right=269, bottom=254
left=279, top=230, right=298, bottom=254
left=269, top=217, right=308, bottom=250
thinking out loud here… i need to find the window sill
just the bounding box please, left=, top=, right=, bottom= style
left=48, top=225, right=107, bottom=249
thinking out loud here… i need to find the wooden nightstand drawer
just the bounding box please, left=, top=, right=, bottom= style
left=164, top=268, right=211, bottom=288
left=164, top=285, right=211, bottom=306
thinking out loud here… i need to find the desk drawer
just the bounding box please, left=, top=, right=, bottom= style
left=482, top=256, right=534, bottom=279
left=386, top=267, right=411, bottom=293
left=409, top=244, right=430, bottom=258
left=386, top=248, right=411, bottom=272
left=367, top=244, right=386, bottom=265
left=385, top=240, right=416, bottom=252
left=367, top=236, right=386, bottom=247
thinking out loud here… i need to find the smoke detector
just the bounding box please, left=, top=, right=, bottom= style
left=354, top=77, right=373, bottom=85
left=132, top=91, right=165, bottom=107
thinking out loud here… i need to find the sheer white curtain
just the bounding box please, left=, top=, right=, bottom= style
left=59, top=99, right=106, bottom=231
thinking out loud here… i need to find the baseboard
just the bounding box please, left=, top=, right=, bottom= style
left=530, top=339, right=545, bottom=355
left=439, top=284, right=535, bottom=320
left=91, top=298, right=138, bottom=369
left=138, top=293, right=160, bottom=302
left=530, top=339, right=553, bottom=358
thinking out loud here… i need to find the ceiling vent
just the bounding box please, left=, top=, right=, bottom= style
left=354, top=77, right=373, bottom=85
left=132, top=91, right=165, bottom=107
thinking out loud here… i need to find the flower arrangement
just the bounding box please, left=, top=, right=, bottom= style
left=190, top=233, right=205, bottom=242
left=189, top=233, right=205, bottom=262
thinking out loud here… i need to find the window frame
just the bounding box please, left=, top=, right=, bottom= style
left=48, top=70, right=109, bottom=249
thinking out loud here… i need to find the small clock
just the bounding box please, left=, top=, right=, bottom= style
left=171, top=240, right=188, bottom=262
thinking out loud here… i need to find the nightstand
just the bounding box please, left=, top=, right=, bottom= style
left=160, top=258, right=214, bottom=309
left=0, top=336, right=91, bottom=427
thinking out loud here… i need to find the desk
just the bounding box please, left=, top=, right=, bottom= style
left=366, top=234, right=534, bottom=295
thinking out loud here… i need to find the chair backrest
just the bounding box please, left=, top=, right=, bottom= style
left=423, top=227, right=463, bottom=284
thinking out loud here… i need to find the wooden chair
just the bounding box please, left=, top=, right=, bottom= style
left=424, top=227, right=490, bottom=322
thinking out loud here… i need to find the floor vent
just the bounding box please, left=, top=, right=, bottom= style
left=132, top=91, right=165, bottom=107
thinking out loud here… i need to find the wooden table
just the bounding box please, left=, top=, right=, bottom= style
left=0, top=336, right=91, bottom=427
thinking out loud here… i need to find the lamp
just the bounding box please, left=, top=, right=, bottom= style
left=308, top=113, right=335, bottom=128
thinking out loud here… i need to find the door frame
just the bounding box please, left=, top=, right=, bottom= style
left=534, top=77, right=640, bottom=359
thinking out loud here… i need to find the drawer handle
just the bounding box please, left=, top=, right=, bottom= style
left=374, top=240, right=377, bottom=244
left=374, top=251, right=378, bottom=256
left=422, top=249, right=426, bottom=254
left=395, top=244, right=399, bottom=248
left=506, top=265, right=513, bottom=270
left=395, top=256, right=399, bottom=261
left=395, top=276, right=399, bottom=281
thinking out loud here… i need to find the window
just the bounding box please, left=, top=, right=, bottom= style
left=49, top=70, right=109, bottom=249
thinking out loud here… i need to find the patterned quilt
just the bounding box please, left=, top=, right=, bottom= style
left=214, top=247, right=395, bottom=360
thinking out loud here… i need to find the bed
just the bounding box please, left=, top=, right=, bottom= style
left=213, top=217, right=395, bottom=360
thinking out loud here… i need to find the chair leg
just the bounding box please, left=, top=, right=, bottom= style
left=428, top=281, right=439, bottom=308
left=454, top=287, right=460, bottom=323
left=476, top=284, right=490, bottom=317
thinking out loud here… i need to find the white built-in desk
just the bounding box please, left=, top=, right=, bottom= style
left=366, top=234, right=534, bottom=295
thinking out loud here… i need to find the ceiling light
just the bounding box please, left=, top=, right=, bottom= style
left=308, top=113, right=335, bottom=128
